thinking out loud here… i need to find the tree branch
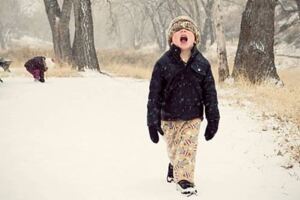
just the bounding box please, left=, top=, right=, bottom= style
left=277, top=0, right=300, bottom=13
left=223, top=0, right=243, bottom=6
left=171, top=0, right=189, bottom=16
left=61, top=0, right=73, bottom=23
left=276, top=54, right=300, bottom=59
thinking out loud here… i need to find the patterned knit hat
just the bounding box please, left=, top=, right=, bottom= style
left=167, top=16, right=200, bottom=45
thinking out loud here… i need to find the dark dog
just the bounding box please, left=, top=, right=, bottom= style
left=0, top=58, right=12, bottom=83
left=0, top=58, right=12, bottom=72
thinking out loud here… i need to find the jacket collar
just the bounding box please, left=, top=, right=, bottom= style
left=168, top=44, right=199, bottom=65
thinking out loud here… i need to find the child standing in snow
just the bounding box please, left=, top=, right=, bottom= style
left=147, top=16, right=220, bottom=196
left=24, top=56, right=49, bottom=83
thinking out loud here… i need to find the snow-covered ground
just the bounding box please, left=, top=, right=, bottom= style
left=0, top=76, right=299, bottom=200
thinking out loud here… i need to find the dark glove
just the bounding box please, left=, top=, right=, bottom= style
left=204, top=120, right=219, bottom=141
left=148, top=125, right=164, bottom=143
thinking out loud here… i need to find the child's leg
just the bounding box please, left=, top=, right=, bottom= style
left=162, top=118, right=201, bottom=183
left=39, top=70, right=45, bottom=82
left=174, top=118, right=201, bottom=183
left=162, top=120, right=184, bottom=165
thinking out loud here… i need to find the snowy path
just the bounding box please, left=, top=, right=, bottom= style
left=0, top=77, right=299, bottom=200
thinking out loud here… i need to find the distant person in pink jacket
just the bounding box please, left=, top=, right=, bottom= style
left=24, top=56, right=49, bottom=82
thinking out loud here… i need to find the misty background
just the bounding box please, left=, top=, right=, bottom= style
left=0, top=0, right=298, bottom=52
left=0, top=1, right=300, bottom=199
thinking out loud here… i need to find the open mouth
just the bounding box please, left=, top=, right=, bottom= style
left=180, top=35, right=188, bottom=43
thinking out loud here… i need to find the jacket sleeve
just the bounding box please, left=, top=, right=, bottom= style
left=203, top=63, right=220, bottom=122
left=147, top=62, right=164, bottom=127
left=38, top=57, right=47, bottom=71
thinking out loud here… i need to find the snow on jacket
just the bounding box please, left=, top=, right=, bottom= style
left=147, top=44, right=220, bottom=127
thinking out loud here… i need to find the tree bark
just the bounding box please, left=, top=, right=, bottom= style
left=213, top=0, right=230, bottom=82
left=73, top=0, right=100, bottom=71
left=157, top=8, right=167, bottom=51
left=166, top=0, right=181, bottom=19
left=72, top=0, right=85, bottom=70
left=106, top=0, right=122, bottom=47
left=199, top=0, right=215, bottom=51
left=0, top=23, right=6, bottom=49
left=296, top=0, right=300, bottom=19
left=144, top=2, right=167, bottom=52
left=232, top=0, right=281, bottom=84
left=149, top=16, right=165, bottom=52
left=193, top=0, right=202, bottom=31
left=44, top=0, right=73, bottom=64
left=186, top=0, right=196, bottom=19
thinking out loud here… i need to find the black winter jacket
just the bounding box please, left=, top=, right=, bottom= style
left=24, top=56, right=47, bottom=71
left=147, top=45, right=220, bottom=127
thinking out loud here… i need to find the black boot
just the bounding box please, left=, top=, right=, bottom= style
left=167, top=163, right=174, bottom=183
left=39, top=77, right=45, bottom=83
left=176, top=180, right=197, bottom=196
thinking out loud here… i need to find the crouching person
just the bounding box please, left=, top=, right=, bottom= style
left=24, top=56, right=48, bottom=82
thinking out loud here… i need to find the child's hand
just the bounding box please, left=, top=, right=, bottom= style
left=204, top=120, right=219, bottom=141
left=148, top=125, right=164, bottom=143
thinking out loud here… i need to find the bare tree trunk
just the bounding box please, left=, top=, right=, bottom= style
left=200, top=19, right=210, bottom=51
left=232, top=0, right=281, bottom=84
left=193, top=0, right=202, bottom=30
left=0, top=23, right=6, bottom=49
left=199, top=0, right=215, bottom=51
left=73, top=0, right=100, bottom=71
left=117, top=2, right=146, bottom=50
left=0, top=39, right=5, bottom=50
left=185, top=0, right=196, bottom=19
left=296, top=0, right=300, bottom=19
left=44, top=0, right=73, bottom=64
left=106, top=0, right=122, bottom=47
left=149, top=16, right=165, bottom=52
left=157, top=9, right=167, bottom=51
left=166, top=0, right=181, bottom=19
left=132, top=14, right=147, bottom=49
left=213, top=0, right=230, bottom=82
left=207, top=0, right=216, bottom=45
left=72, top=0, right=85, bottom=70
left=173, top=0, right=194, bottom=18
left=144, top=3, right=167, bottom=52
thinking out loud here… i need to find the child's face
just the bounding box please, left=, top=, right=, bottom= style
left=171, top=29, right=195, bottom=51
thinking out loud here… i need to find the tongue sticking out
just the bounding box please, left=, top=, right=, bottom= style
left=180, top=36, right=188, bottom=43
